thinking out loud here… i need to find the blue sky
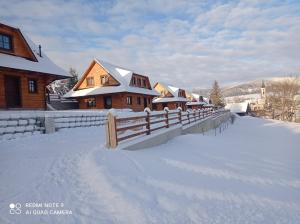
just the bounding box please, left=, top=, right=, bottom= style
left=1, top=0, right=300, bottom=88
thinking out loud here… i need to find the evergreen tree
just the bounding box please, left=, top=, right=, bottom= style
left=209, top=80, right=224, bottom=107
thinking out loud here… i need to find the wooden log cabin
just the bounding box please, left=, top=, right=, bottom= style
left=186, top=92, right=208, bottom=110
left=64, top=59, right=160, bottom=111
left=0, top=23, right=69, bottom=109
left=152, top=82, right=188, bottom=111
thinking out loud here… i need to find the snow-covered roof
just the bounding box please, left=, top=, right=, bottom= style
left=152, top=97, right=188, bottom=103
left=157, top=82, right=184, bottom=98
left=64, top=59, right=160, bottom=98
left=186, top=101, right=207, bottom=106
left=186, top=92, right=209, bottom=105
left=225, top=102, right=249, bottom=113
left=0, top=26, right=69, bottom=78
left=191, top=93, right=200, bottom=100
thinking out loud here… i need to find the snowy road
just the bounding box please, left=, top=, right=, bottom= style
left=1, top=116, right=300, bottom=223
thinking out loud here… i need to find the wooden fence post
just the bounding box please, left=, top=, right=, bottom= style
left=106, top=112, right=118, bottom=148
left=178, top=107, right=182, bottom=124
left=164, top=107, right=169, bottom=128
left=194, top=110, right=196, bottom=122
left=187, top=111, right=190, bottom=124
left=146, top=110, right=151, bottom=135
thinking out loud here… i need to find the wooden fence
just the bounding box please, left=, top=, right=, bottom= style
left=106, top=108, right=228, bottom=148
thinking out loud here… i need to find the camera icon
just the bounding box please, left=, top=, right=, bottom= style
left=9, top=203, right=22, bottom=214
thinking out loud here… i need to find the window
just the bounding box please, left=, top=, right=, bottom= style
left=86, top=77, right=94, bottom=87
left=86, top=98, right=96, bottom=108
left=178, top=90, right=184, bottom=97
left=137, top=78, right=141, bottom=86
left=148, top=98, right=151, bottom=104
left=28, top=79, right=37, bottom=93
left=142, top=79, right=146, bottom=87
left=132, top=77, right=136, bottom=85
left=137, top=96, right=141, bottom=105
left=126, top=96, right=132, bottom=105
left=0, top=34, right=12, bottom=50
left=104, top=96, right=112, bottom=109
left=100, top=75, right=108, bottom=85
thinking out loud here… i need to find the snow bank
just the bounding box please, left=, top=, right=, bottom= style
left=1, top=117, right=300, bottom=223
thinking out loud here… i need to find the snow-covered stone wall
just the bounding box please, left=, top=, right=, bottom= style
left=0, top=110, right=107, bottom=141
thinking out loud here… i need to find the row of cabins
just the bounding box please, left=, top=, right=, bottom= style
left=64, top=59, right=212, bottom=111
left=0, top=23, right=212, bottom=111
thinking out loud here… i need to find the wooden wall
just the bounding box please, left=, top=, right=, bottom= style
left=0, top=69, right=55, bottom=109
left=76, top=62, right=119, bottom=90
left=0, top=24, right=36, bottom=61
left=153, top=102, right=187, bottom=111
left=130, top=74, right=152, bottom=89
left=0, top=74, right=5, bottom=108
left=78, top=93, right=154, bottom=112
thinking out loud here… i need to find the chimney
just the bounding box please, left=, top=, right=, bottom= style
left=38, top=45, right=42, bottom=57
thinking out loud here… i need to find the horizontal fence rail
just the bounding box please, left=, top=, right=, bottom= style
left=106, top=108, right=228, bottom=148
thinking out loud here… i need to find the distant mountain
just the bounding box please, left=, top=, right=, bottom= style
left=191, top=77, right=297, bottom=98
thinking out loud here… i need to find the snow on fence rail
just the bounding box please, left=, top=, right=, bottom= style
left=0, top=111, right=107, bottom=141
left=106, top=108, right=228, bottom=148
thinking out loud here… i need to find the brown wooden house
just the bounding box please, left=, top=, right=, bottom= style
left=152, top=82, right=188, bottom=111
left=186, top=92, right=208, bottom=110
left=64, top=59, right=160, bottom=111
left=0, top=23, right=69, bottom=109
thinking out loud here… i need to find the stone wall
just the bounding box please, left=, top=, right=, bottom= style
left=0, top=110, right=107, bottom=141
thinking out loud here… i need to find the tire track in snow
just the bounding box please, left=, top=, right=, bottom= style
left=78, top=149, right=147, bottom=224
left=163, top=158, right=300, bottom=189
left=145, top=178, right=300, bottom=213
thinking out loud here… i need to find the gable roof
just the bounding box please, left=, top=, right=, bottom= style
left=225, top=102, right=249, bottom=113
left=65, top=59, right=160, bottom=98
left=154, top=82, right=186, bottom=98
left=0, top=23, right=69, bottom=78
left=152, top=82, right=188, bottom=103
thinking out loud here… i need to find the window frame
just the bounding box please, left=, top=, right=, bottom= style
left=86, top=77, right=94, bottom=87
left=28, top=79, right=38, bottom=94
left=100, top=75, right=108, bottom=85
left=137, top=78, right=141, bottom=87
left=126, top=96, right=132, bottom=105
left=0, top=33, right=13, bottom=51
left=86, top=97, right=96, bottom=108
left=132, top=77, right=136, bottom=86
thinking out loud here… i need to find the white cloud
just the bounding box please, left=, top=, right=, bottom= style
left=1, top=0, right=300, bottom=89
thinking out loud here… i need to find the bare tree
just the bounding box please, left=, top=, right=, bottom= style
left=47, top=67, right=79, bottom=95
left=267, top=76, right=300, bottom=121
left=67, top=68, right=79, bottom=90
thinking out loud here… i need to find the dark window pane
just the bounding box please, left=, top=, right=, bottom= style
left=28, top=79, right=37, bottom=93
left=0, top=34, right=11, bottom=50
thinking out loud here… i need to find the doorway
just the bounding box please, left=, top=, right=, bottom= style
left=104, top=95, right=112, bottom=109
left=143, top=97, right=147, bottom=108
left=5, top=75, right=21, bottom=108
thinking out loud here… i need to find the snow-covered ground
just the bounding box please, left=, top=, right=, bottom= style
left=1, top=116, right=300, bottom=223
